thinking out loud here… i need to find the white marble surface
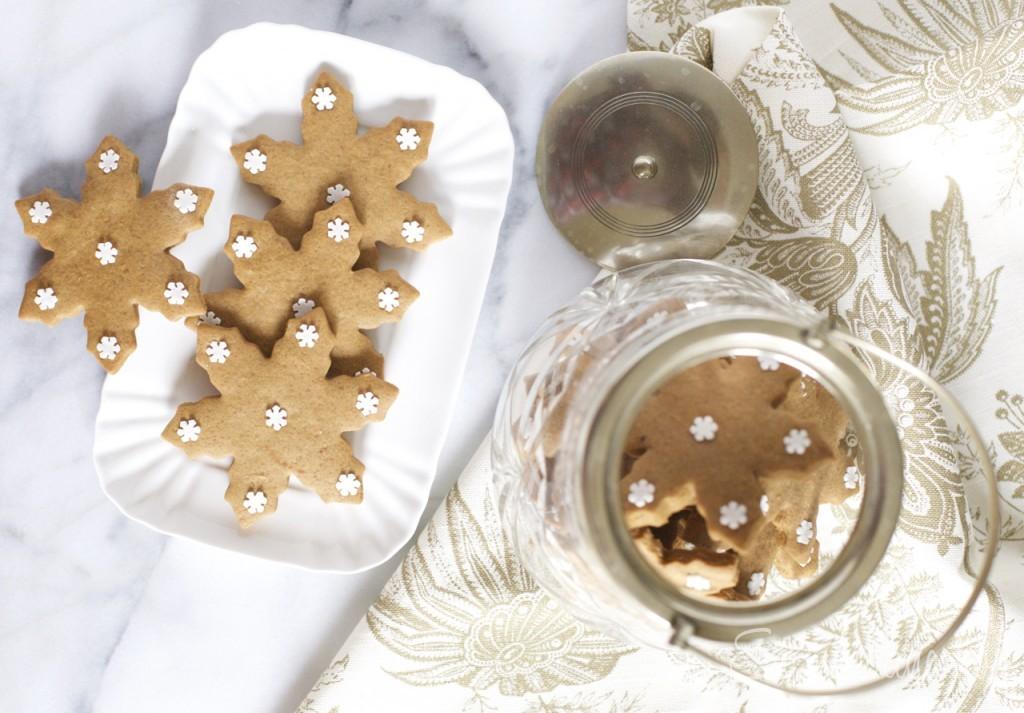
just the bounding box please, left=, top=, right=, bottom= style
left=1, top=2, right=621, bottom=710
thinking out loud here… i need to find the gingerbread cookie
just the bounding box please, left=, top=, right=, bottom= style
left=231, top=70, right=451, bottom=253
left=202, top=203, right=418, bottom=377
left=633, top=527, right=739, bottom=595
left=163, top=307, right=397, bottom=527
left=620, top=356, right=833, bottom=551
left=622, top=358, right=860, bottom=601
left=16, top=136, right=212, bottom=372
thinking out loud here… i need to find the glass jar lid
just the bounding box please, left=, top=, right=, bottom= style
left=536, top=51, right=758, bottom=270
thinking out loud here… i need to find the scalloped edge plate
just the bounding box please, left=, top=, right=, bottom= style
left=93, top=23, right=513, bottom=572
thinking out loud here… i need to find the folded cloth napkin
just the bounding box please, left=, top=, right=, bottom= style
left=298, top=2, right=1024, bottom=710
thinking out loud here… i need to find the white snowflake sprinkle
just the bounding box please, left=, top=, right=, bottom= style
left=164, top=281, right=189, bottom=305
left=355, top=392, right=380, bottom=417
left=97, top=149, right=120, bottom=173
left=231, top=234, right=258, bottom=259
left=29, top=200, right=52, bottom=224
left=295, top=324, right=319, bottom=348
left=199, top=310, right=221, bottom=326
left=354, top=367, right=377, bottom=377
left=176, top=418, right=201, bottom=443
left=747, top=572, right=765, bottom=596
left=395, top=127, right=421, bottom=151
left=243, top=148, right=267, bottom=174
left=326, top=184, right=350, bottom=204
left=292, top=297, right=316, bottom=317
left=265, top=404, right=288, bottom=431
left=336, top=473, right=362, bottom=497
left=627, top=479, right=656, bottom=508
left=719, top=500, right=748, bottom=530
left=760, top=494, right=769, bottom=515
left=205, top=340, right=230, bottom=364
left=95, top=241, right=118, bottom=266
left=401, top=219, right=425, bottom=244
left=757, top=354, right=780, bottom=371
left=689, top=415, right=718, bottom=442
left=796, top=519, right=814, bottom=545
left=377, top=287, right=400, bottom=313
left=784, top=428, right=811, bottom=455
left=327, top=218, right=350, bottom=242
left=34, top=287, right=58, bottom=311
left=843, top=465, right=860, bottom=490
left=685, top=574, right=711, bottom=591
left=311, top=86, right=337, bottom=111
left=96, top=336, right=120, bottom=361
left=243, top=490, right=268, bottom=514
left=174, top=188, right=199, bottom=214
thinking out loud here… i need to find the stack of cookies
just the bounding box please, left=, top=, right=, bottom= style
left=621, top=356, right=861, bottom=600
left=16, top=72, right=450, bottom=528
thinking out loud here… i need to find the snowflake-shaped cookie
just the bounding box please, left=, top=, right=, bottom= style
left=163, top=309, right=398, bottom=527
left=230, top=71, right=451, bottom=251
left=203, top=204, right=418, bottom=377
left=16, top=136, right=211, bottom=372
left=620, top=357, right=831, bottom=550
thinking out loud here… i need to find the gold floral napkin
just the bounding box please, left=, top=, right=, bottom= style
left=298, top=2, right=1024, bottom=710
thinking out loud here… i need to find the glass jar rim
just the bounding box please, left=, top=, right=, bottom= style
left=573, top=310, right=904, bottom=643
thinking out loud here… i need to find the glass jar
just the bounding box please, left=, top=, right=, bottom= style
left=492, top=258, right=998, bottom=692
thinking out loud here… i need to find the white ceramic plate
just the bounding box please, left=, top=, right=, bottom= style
left=93, top=24, right=513, bottom=572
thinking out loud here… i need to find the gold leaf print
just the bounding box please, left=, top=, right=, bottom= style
left=716, top=539, right=1001, bottom=700
left=670, top=25, right=713, bottom=67
left=739, top=236, right=857, bottom=310
left=367, top=486, right=634, bottom=696
left=826, top=1, right=1024, bottom=134
left=844, top=281, right=963, bottom=549
left=881, top=178, right=1002, bottom=383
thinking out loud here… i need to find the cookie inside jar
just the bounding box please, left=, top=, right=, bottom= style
left=620, top=353, right=863, bottom=602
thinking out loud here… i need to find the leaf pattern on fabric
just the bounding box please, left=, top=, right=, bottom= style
left=843, top=281, right=966, bottom=550
left=367, top=486, right=635, bottom=696
left=825, top=0, right=1024, bottom=134
left=881, top=178, right=1002, bottom=384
